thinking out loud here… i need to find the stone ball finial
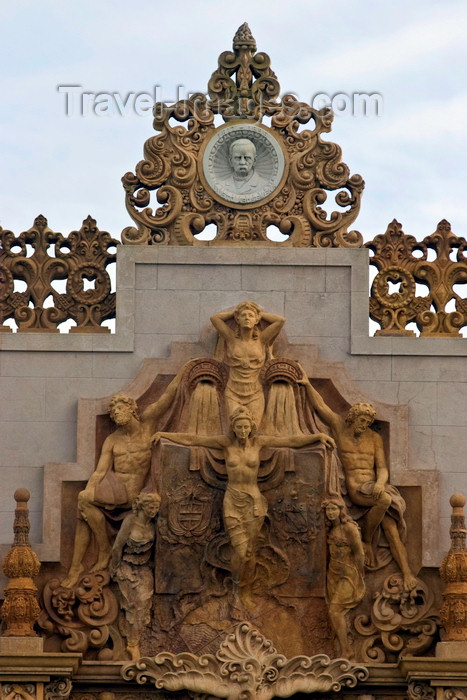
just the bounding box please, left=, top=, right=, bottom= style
left=450, top=493, right=466, bottom=509
left=14, top=488, right=30, bottom=503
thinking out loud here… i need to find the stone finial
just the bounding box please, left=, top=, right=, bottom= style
left=439, top=493, right=467, bottom=641
left=0, top=489, right=41, bottom=636
left=233, top=22, right=256, bottom=51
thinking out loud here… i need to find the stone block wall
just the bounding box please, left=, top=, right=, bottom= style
left=0, top=246, right=466, bottom=591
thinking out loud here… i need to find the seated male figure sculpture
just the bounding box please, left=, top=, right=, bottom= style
left=299, top=371, right=417, bottom=591
left=62, top=370, right=184, bottom=588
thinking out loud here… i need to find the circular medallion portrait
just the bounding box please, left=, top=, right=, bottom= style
left=202, top=123, right=286, bottom=206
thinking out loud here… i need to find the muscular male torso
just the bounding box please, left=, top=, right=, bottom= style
left=336, top=427, right=379, bottom=493
left=108, top=428, right=152, bottom=502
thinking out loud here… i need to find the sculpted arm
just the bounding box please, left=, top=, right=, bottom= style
left=141, top=363, right=187, bottom=426
left=83, top=436, right=115, bottom=493
left=210, top=311, right=236, bottom=342
left=110, top=513, right=133, bottom=571
left=298, top=369, right=340, bottom=433
left=346, top=522, right=365, bottom=574
left=372, top=433, right=389, bottom=498
left=259, top=311, right=285, bottom=346
left=258, top=433, right=336, bottom=450
left=152, top=431, right=228, bottom=450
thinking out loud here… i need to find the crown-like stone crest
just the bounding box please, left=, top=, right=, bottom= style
left=121, top=24, right=364, bottom=248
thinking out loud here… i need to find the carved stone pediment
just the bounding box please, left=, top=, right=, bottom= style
left=121, top=23, right=364, bottom=248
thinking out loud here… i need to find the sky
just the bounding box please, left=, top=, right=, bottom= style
left=1, top=0, right=466, bottom=245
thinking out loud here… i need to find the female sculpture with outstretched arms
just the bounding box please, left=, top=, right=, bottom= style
left=210, top=302, right=285, bottom=428
left=152, top=406, right=335, bottom=596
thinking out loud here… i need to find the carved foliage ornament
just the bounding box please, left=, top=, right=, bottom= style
left=367, top=219, right=467, bottom=337
left=0, top=215, right=118, bottom=332
left=122, top=622, right=368, bottom=700
left=121, top=23, right=364, bottom=247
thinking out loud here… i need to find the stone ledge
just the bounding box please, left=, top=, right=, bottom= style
left=0, top=651, right=81, bottom=680
left=2, top=245, right=465, bottom=355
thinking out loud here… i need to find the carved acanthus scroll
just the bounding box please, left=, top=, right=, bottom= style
left=122, top=622, right=369, bottom=700
left=121, top=23, right=364, bottom=247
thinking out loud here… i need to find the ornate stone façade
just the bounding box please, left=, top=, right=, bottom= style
left=1, top=21, right=467, bottom=700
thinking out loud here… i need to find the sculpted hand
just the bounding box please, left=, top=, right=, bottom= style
left=372, top=482, right=385, bottom=498
left=296, top=364, right=310, bottom=386
left=151, top=432, right=161, bottom=446
left=317, top=433, right=336, bottom=449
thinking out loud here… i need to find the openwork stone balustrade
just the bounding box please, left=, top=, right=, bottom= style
left=1, top=216, right=466, bottom=336
left=367, top=219, right=467, bottom=337
left=0, top=215, right=118, bottom=333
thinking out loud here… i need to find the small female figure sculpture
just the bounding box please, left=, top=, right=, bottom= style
left=210, top=302, right=285, bottom=428
left=153, top=407, right=335, bottom=598
left=323, top=499, right=365, bottom=660
left=110, top=491, right=161, bottom=660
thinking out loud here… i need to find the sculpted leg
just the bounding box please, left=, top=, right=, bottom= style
left=61, top=519, right=91, bottom=588
left=82, top=503, right=113, bottom=573
left=230, top=546, right=246, bottom=587
left=352, top=491, right=391, bottom=566
left=328, top=604, right=353, bottom=660
left=62, top=489, right=114, bottom=587
left=381, top=516, right=417, bottom=591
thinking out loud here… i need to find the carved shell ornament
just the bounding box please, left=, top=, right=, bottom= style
left=122, top=622, right=369, bottom=700
left=121, top=22, right=364, bottom=247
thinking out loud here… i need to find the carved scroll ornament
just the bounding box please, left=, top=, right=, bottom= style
left=121, top=23, right=364, bottom=247
left=0, top=215, right=118, bottom=332
left=367, top=219, right=467, bottom=337
left=44, top=679, right=72, bottom=700
left=38, top=571, right=122, bottom=658
left=122, top=622, right=368, bottom=700
left=354, top=573, right=438, bottom=662
left=408, top=682, right=436, bottom=700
